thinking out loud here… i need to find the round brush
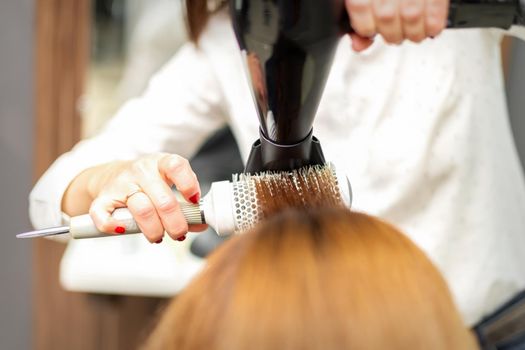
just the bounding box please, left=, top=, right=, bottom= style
left=17, top=164, right=351, bottom=239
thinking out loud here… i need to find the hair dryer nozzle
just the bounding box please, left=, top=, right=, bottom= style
left=244, top=128, right=325, bottom=173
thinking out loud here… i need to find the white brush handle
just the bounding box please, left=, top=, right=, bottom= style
left=69, top=204, right=202, bottom=239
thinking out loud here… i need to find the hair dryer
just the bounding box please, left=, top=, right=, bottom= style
left=229, top=0, right=524, bottom=173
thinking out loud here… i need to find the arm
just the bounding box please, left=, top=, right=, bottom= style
left=29, top=43, right=227, bottom=238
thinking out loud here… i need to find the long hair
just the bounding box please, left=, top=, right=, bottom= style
left=143, top=208, right=477, bottom=349
left=185, top=0, right=226, bottom=42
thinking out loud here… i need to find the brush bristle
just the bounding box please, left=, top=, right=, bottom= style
left=232, top=164, right=344, bottom=232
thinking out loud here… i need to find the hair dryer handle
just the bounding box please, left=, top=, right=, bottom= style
left=340, top=0, right=523, bottom=32
left=448, top=0, right=521, bottom=29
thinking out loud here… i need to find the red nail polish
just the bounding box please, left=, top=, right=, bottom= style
left=155, top=238, right=163, bottom=244
left=189, top=193, right=200, bottom=204
left=115, top=226, right=126, bottom=234
left=177, top=235, right=186, bottom=242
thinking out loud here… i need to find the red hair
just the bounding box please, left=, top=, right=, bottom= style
left=143, top=208, right=477, bottom=349
left=185, top=0, right=224, bottom=42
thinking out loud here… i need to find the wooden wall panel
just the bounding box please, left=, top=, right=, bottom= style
left=33, top=1, right=167, bottom=349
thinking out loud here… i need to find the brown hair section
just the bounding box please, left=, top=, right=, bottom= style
left=143, top=208, right=478, bottom=350
left=185, top=0, right=208, bottom=42
left=253, top=165, right=345, bottom=219
left=185, top=0, right=227, bottom=42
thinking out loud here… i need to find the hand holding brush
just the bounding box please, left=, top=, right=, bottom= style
left=19, top=162, right=351, bottom=240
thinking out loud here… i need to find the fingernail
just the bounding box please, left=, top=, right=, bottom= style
left=155, top=238, right=163, bottom=244
left=114, top=226, right=126, bottom=234
left=189, top=193, right=200, bottom=204
left=177, top=235, right=186, bottom=242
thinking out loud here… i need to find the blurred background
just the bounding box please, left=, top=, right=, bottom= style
left=0, top=0, right=525, bottom=349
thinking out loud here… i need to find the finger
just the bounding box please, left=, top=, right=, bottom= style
left=425, top=0, right=447, bottom=37
left=159, top=155, right=201, bottom=204
left=400, top=0, right=426, bottom=42
left=346, top=0, right=376, bottom=38
left=349, top=33, right=375, bottom=52
left=126, top=191, right=165, bottom=243
left=373, top=0, right=403, bottom=44
left=137, top=173, right=189, bottom=240
left=89, top=195, right=128, bottom=234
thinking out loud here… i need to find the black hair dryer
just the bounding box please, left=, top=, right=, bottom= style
left=230, top=0, right=525, bottom=173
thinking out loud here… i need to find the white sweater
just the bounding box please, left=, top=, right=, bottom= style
left=30, top=10, right=525, bottom=325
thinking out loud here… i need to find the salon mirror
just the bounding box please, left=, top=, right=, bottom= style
left=82, top=0, right=187, bottom=137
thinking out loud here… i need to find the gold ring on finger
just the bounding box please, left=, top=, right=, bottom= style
left=126, top=188, right=143, bottom=202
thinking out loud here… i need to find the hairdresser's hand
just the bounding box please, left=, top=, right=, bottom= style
left=62, top=153, right=207, bottom=243
left=345, top=0, right=449, bottom=51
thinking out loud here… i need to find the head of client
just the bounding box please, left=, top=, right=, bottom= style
left=144, top=208, right=477, bottom=349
